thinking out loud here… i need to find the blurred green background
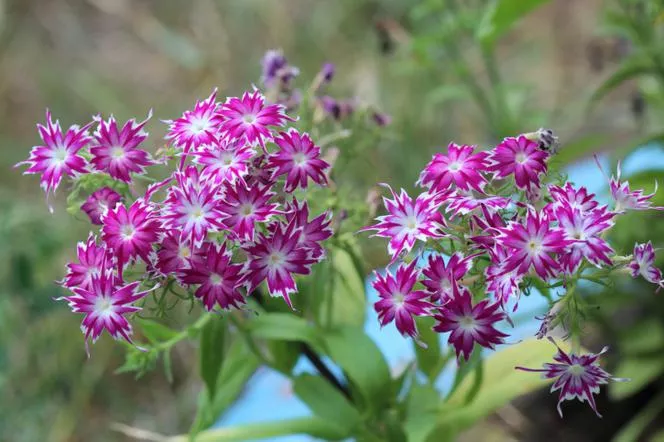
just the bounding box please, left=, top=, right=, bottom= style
left=1, top=0, right=662, bottom=441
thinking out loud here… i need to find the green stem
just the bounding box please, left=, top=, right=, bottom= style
left=155, top=313, right=212, bottom=352
left=228, top=312, right=274, bottom=366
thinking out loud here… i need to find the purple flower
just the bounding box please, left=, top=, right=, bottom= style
left=496, top=210, right=571, bottom=279
left=319, top=62, right=335, bottom=83
left=421, top=253, right=474, bottom=302
left=218, top=181, right=280, bottom=242
left=261, top=49, right=299, bottom=88
left=488, top=135, right=549, bottom=190
left=90, top=112, right=154, bottom=183
left=193, top=138, right=255, bottom=185
left=155, top=232, right=195, bottom=277
left=62, top=234, right=113, bottom=291
left=548, top=183, right=599, bottom=214
left=282, top=200, right=333, bottom=260
left=269, top=129, right=330, bottom=192
left=162, top=168, right=226, bottom=245
left=216, top=90, right=293, bottom=149
left=417, top=143, right=489, bottom=193
left=556, top=204, right=614, bottom=274
left=242, top=222, right=315, bottom=308
left=60, top=268, right=154, bottom=350
left=516, top=338, right=627, bottom=417
left=486, top=246, right=524, bottom=308
left=164, top=90, right=220, bottom=163
left=101, top=200, right=163, bottom=278
left=81, top=187, right=122, bottom=225
left=610, top=162, right=664, bottom=212
left=180, top=242, right=245, bottom=311
left=372, top=260, right=431, bottom=338
left=445, top=191, right=512, bottom=218
left=434, top=287, right=508, bottom=361
left=16, top=110, right=91, bottom=198
left=629, top=241, right=664, bottom=288
left=361, top=185, right=446, bottom=261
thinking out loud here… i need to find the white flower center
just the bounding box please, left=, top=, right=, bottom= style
left=568, top=364, right=585, bottom=376
left=292, top=152, right=308, bottom=166
left=240, top=203, right=254, bottom=217
left=403, top=215, right=419, bottom=231
left=121, top=224, right=135, bottom=240
left=95, top=296, right=114, bottom=315
left=209, top=272, right=223, bottom=285
left=267, top=251, right=285, bottom=268
left=458, top=315, right=476, bottom=330
left=189, top=204, right=205, bottom=221
left=448, top=161, right=462, bottom=172
left=219, top=152, right=234, bottom=166
left=110, top=146, right=126, bottom=160
left=242, top=114, right=257, bottom=124
left=190, top=117, right=210, bottom=134
left=526, top=238, right=543, bottom=255
left=392, top=292, right=405, bottom=307
left=440, top=278, right=452, bottom=291
left=515, top=151, right=528, bottom=164
left=178, top=245, right=191, bottom=260
left=52, top=145, right=68, bottom=164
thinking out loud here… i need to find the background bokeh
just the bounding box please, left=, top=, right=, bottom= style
left=1, top=0, right=663, bottom=441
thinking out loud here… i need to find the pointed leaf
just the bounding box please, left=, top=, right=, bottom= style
left=589, top=55, right=656, bottom=106
left=199, top=316, right=227, bottom=401
left=249, top=312, right=324, bottom=351
left=477, top=0, right=551, bottom=46
left=136, top=318, right=179, bottom=344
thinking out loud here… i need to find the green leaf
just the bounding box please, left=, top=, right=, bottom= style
left=266, top=340, right=300, bottom=375
left=323, top=327, right=392, bottom=411
left=414, top=316, right=443, bottom=382
left=190, top=339, right=260, bottom=435
left=249, top=313, right=324, bottom=351
left=292, top=374, right=361, bottom=438
left=614, top=391, right=664, bottom=442
left=404, top=383, right=442, bottom=442
left=199, top=316, right=227, bottom=401
left=433, top=339, right=572, bottom=437
left=173, top=417, right=344, bottom=442
left=477, top=0, right=551, bottom=46
left=589, top=55, right=656, bottom=106
left=136, top=318, right=179, bottom=344
left=316, top=247, right=366, bottom=328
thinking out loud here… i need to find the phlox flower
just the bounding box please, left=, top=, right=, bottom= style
left=81, top=187, right=122, bottom=225
left=488, top=135, right=548, bottom=190
left=629, top=241, right=664, bottom=289
left=268, top=129, right=330, bottom=192
left=193, top=138, right=255, bottom=184
left=609, top=162, right=664, bottom=212
left=417, top=143, right=489, bottom=193
left=421, top=253, right=475, bottom=302
left=281, top=200, right=333, bottom=260
left=218, top=181, right=280, bottom=242
left=62, top=234, right=113, bottom=291
left=556, top=204, right=614, bottom=274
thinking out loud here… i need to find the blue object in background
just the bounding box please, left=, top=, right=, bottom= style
left=214, top=145, right=664, bottom=441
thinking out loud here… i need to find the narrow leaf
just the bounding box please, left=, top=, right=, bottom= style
left=199, top=316, right=227, bottom=401
left=249, top=312, right=324, bottom=351
left=136, top=318, right=179, bottom=344
left=589, top=55, right=656, bottom=106
left=477, top=0, right=551, bottom=46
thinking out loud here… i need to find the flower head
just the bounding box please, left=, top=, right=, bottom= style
left=101, top=200, right=163, bottom=277
left=548, top=183, right=599, bottom=214
left=218, top=181, right=280, bottom=242
left=629, top=241, right=664, bottom=288
left=372, top=260, right=431, bottom=338
left=164, top=90, right=220, bottom=161
left=417, top=143, right=489, bottom=193
left=60, top=267, right=154, bottom=351
left=16, top=110, right=91, bottom=198
left=556, top=204, right=614, bottom=274
left=281, top=200, right=333, bottom=260
left=610, top=162, right=664, bottom=212
left=485, top=246, right=524, bottom=308
left=516, top=338, right=627, bottom=417
left=216, top=90, right=293, bottom=149
left=62, top=234, right=113, bottom=291
left=261, top=49, right=299, bottom=88
left=180, top=242, right=245, bottom=311
left=361, top=185, right=445, bottom=260
left=193, top=138, right=254, bottom=185
left=434, top=287, right=508, bottom=361
left=162, top=168, right=226, bottom=245
left=421, top=253, right=474, bottom=302
left=268, top=129, right=330, bottom=192
left=488, top=136, right=549, bottom=190
left=81, top=187, right=122, bottom=225
left=90, top=112, right=154, bottom=182
left=242, top=222, right=316, bottom=308
left=496, top=210, right=571, bottom=279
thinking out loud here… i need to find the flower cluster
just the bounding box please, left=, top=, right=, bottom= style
left=17, top=88, right=333, bottom=350
left=364, top=131, right=661, bottom=416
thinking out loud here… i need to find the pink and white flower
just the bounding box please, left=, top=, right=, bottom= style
left=496, top=210, right=571, bottom=279
left=242, top=223, right=315, bottom=308
left=372, top=260, right=432, bottom=338
left=417, top=143, right=489, bottom=193
left=90, top=112, right=154, bottom=182
left=548, top=182, right=599, bottom=214
left=215, top=90, right=292, bottom=149
left=434, top=287, right=508, bottom=361
left=361, top=185, right=446, bottom=260
left=164, top=90, right=220, bottom=163
left=80, top=187, right=122, bottom=225
left=556, top=204, right=614, bottom=274
left=162, top=168, right=226, bottom=245
left=62, top=234, right=113, bottom=291
left=101, top=200, right=163, bottom=277
left=488, top=135, right=549, bottom=190
left=486, top=246, right=524, bottom=308
left=268, top=129, right=330, bottom=192
left=60, top=267, right=154, bottom=350
left=629, top=241, right=664, bottom=288
left=218, top=181, right=280, bottom=242
left=16, top=110, right=91, bottom=198
left=610, top=162, right=664, bottom=212
left=421, top=253, right=474, bottom=302
left=180, top=243, right=245, bottom=311
left=193, top=138, right=255, bottom=184
left=281, top=200, right=333, bottom=260
left=516, top=338, right=627, bottom=417
left=155, top=232, right=208, bottom=277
